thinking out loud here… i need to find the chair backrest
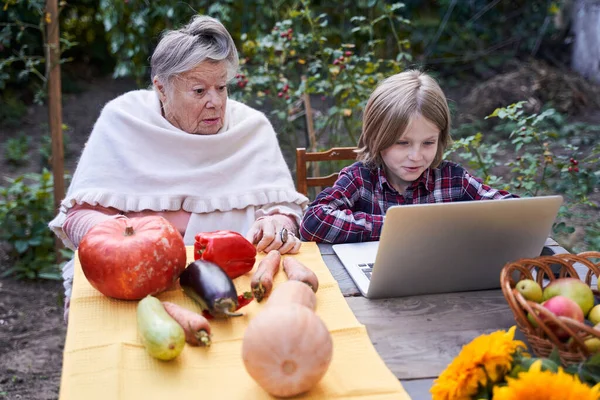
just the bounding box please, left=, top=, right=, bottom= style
left=295, top=147, right=358, bottom=196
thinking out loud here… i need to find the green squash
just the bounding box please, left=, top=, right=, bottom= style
left=137, top=295, right=185, bottom=361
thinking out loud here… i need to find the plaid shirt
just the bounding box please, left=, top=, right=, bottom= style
left=299, top=160, right=518, bottom=244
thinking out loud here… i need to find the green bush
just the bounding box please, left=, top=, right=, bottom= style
left=446, top=102, right=599, bottom=252
left=1, top=0, right=565, bottom=99
left=0, top=170, right=72, bottom=280
left=3, top=133, right=30, bottom=166
left=0, top=0, right=77, bottom=103
left=232, top=1, right=409, bottom=155
left=404, top=0, right=565, bottom=78
left=0, top=93, right=27, bottom=126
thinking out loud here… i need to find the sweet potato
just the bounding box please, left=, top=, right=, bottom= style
left=282, top=257, right=319, bottom=293
left=251, top=250, right=281, bottom=302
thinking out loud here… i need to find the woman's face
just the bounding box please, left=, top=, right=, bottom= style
left=155, top=61, right=228, bottom=135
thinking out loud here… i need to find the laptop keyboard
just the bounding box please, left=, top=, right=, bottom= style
left=357, top=263, right=374, bottom=279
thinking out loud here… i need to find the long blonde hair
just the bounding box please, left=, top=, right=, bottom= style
left=357, top=70, right=452, bottom=168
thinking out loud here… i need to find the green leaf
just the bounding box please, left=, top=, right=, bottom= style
left=548, top=347, right=561, bottom=365
left=14, top=240, right=29, bottom=254
left=37, top=271, right=62, bottom=280
left=575, top=353, right=600, bottom=386
left=487, top=108, right=502, bottom=118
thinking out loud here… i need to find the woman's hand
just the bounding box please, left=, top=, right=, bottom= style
left=246, top=214, right=301, bottom=254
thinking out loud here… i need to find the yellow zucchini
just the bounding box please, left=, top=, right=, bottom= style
left=137, top=295, right=185, bottom=360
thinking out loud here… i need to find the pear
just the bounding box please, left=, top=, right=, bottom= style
left=516, top=279, right=543, bottom=303
left=589, top=305, right=600, bottom=325
left=584, top=322, right=600, bottom=353
left=584, top=337, right=600, bottom=352
left=543, top=278, right=594, bottom=316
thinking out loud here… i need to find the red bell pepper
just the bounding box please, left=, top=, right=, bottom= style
left=194, top=230, right=257, bottom=279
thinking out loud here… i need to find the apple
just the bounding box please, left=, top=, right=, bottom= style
left=516, top=279, right=543, bottom=303
left=543, top=278, right=594, bottom=316
left=540, top=295, right=584, bottom=340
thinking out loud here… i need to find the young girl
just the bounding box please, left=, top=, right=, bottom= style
left=299, top=70, right=517, bottom=244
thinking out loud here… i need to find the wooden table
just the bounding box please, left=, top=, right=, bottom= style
left=317, top=238, right=569, bottom=400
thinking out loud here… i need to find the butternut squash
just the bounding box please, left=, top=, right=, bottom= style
left=266, top=280, right=317, bottom=311
left=242, top=304, right=333, bottom=397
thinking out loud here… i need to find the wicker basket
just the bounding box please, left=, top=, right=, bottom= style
left=500, top=251, right=600, bottom=366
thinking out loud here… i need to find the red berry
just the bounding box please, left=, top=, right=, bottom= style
left=287, top=28, right=293, bottom=34
left=574, top=166, right=579, bottom=172
left=333, top=59, right=339, bottom=65
left=338, top=55, right=344, bottom=61
left=572, top=159, right=579, bottom=165
left=345, top=51, right=352, bottom=56
left=264, top=89, right=270, bottom=95
left=283, top=84, right=289, bottom=92
left=285, top=95, right=290, bottom=100
left=570, top=157, right=574, bottom=163
left=521, top=127, right=526, bottom=131
left=278, top=92, right=283, bottom=98
left=568, top=167, right=573, bottom=172
left=280, top=33, right=286, bottom=38
left=340, top=65, right=346, bottom=70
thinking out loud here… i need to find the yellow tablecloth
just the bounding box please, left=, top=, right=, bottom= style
left=60, top=242, right=411, bottom=399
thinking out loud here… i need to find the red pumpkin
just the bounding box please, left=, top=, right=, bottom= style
left=78, top=216, right=187, bottom=300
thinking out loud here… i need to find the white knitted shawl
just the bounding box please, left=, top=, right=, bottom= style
left=49, top=89, right=308, bottom=248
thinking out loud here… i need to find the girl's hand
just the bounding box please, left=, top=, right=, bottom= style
left=246, top=214, right=301, bottom=254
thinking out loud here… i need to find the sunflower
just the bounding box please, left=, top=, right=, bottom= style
left=430, top=326, right=526, bottom=400
left=493, top=361, right=600, bottom=400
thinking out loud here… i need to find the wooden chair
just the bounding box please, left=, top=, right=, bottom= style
left=295, top=147, right=358, bottom=196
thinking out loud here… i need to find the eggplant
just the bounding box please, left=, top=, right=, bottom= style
left=179, top=260, right=242, bottom=318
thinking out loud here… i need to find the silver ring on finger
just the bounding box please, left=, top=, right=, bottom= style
left=280, top=228, right=289, bottom=244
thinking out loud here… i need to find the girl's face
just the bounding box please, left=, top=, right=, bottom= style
left=155, top=61, right=228, bottom=135
left=380, top=114, right=440, bottom=193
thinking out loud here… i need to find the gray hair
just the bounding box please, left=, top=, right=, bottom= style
left=151, top=15, right=239, bottom=92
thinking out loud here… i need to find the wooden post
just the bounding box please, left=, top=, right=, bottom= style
left=46, top=0, right=64, bottom=213
left=46, top=0, right=64, bottom=255
left=301, top=76, right=319, bottom=191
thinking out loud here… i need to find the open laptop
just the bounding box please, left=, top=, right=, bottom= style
left=332, top=195, right=563, bottom=298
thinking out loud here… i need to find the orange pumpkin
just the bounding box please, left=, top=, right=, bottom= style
left=78, top=216, right=186, bottom=300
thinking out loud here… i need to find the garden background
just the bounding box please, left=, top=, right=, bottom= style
left=1, top=1, right=599, bottom=398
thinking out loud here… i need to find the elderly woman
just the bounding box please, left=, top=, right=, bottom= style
left=49, top=15, right=308, bottom=319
